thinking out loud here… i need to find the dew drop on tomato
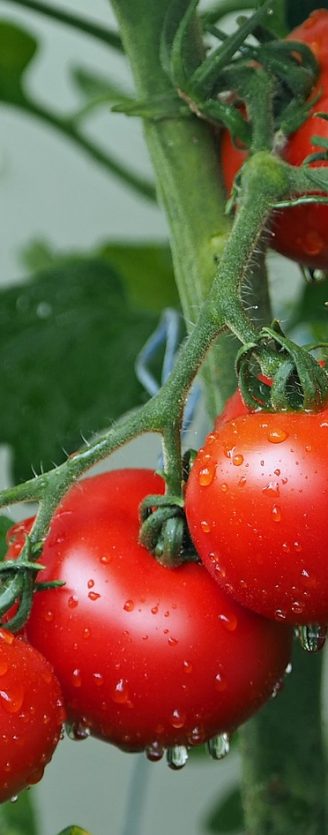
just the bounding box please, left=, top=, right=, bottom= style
left=145, top=742, right=164, bottom=762
left=0, top=685, right=24, bottom=714
left=170, top=709, right=186, bottom=728
left=267, top=429, right=288, bottom=443
left=198, top=466, right=215, bottom=486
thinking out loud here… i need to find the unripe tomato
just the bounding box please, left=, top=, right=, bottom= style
left=186, top=408, right=328, bottom=625
left=220, top=10, right=328, bottom=269
left=7, top=470, right=291, bottom=754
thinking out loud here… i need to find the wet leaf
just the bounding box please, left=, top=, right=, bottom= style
left=0, top=789, right=38, bottom=835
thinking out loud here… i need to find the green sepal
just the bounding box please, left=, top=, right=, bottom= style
left=200, top=98, right=251, bottom=143
left=160, top=0, right=199, bottom=86
left=236, top=343, right=272, bottom=411
left=112, top=92, right=190, bottom=120
left=261, top=324, right=328, bottom=411
left=190, top=0, right=273, bottom=98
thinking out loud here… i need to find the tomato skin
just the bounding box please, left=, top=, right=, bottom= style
left=186, top=409, right=328, bottom=625
left=9, top=470, right=291, bottom=752
left=0, top=629, right=64, bottom=802
left=220, top=11, right=328, bottom=269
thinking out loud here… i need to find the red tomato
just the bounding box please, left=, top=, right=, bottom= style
left=8, top=470, right=291, bottom=753
left=220, top=11, right=328, bottom=269
left=0, top=628, right=64, bottom=802
left=186, top=409, right=328, bottom=625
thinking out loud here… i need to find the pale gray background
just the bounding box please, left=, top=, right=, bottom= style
left=0, top=1, right=311, bottom=834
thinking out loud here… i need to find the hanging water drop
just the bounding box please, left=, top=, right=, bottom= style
left=166, top=745, right=189, bottom=770
left=207, top=733, right=230, bottom=760
left=145, top=742, right=164, bottom=762
left=10, top=795, right=18, bottom=804
left=65, top=720, right=91, bottom=741
left=296, top=624, right=327, bottom=653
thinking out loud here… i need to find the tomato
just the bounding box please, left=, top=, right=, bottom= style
left=0, top=628, right=64, bottom=802
left=186, top=408, right=328, bottom=625
left=7, top=470, right=291, bottom=754
left=220, top=10, right=328, bottom=269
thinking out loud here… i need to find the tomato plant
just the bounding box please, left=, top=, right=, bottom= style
left=186, top=407, right=328, bottom=625
left=0, top=627, right=64, bottom=803
left=7, top=469, right=291, bottom=755
left=220, top=10, right=328, bottom=269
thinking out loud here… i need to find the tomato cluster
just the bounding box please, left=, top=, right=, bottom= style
left=4, top=469, right=292, bottom=782
left=220, top=10, right=328, bottom=269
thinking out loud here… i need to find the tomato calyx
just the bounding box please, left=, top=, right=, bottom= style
left=236, top=321, right=328, bottom=412
left=139, top=492, right=198, bottom=568
left=0, top=533, right=64, bottom=632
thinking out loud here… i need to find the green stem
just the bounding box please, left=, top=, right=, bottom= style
left=5, top=0, right=123, bottom=51
left=240, top=642, right=327, bottom=834
left=202, top=0, right=287, bottom=35
left=5, top=95, right=156, bottom=203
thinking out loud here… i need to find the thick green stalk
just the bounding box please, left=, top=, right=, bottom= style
left=109, top=0, right=236, bottom=416
left=240, top=643, right=326, bottom=834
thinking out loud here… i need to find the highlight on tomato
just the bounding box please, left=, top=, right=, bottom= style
left=0, top=628, right=65, bottom=802
left=6, top=469, right=292, bottom=766
left=185, top=406, right=328, bottom=626
left=220, top=9, right=328, bottom=269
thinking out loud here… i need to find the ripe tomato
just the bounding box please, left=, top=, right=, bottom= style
left=0, top=628, right=64, bottom=802
left=220, top=10, right=328, bottom=269
left=7, top=470, right=291, bottom=754
left=186, top=408, right=328, bottom=625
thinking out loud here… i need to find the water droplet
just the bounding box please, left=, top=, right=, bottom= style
left=70, top=669, right=82, bottom=689
left=214, top=670, right=227, bottom=692
left=93, top=673, right=104, bottom=687
left=305, top=444, right=312, bottom=453
left=188, top=725, right=205, bottom=744
left=293, top=542, right=302, bottom=552
left=87, top=579, right=95, bottom=589
left=124, top=599, right=134, bottom=612
left=88, top=592, right=100, bottom=601
left=145, top=742, right=164, bottom=762
left=0, top=685, right=24, bottom=714
left=272, top=504, right=281, bottom=523
left=285, top=662, right=292, bottom=675
left=199, top=466, right=215, bottom=486
left=167, top=745, right=189, bottom=770
left=218, top=612, right=237, bottom=631
left=83, top=627, right=91, bottom=640
left=168, top=636, right=178, bottom=647
left=232, top=453, right=244, bottom=466
left=112, top=678, right=131, bottom=704
left=151, top=605, right=159, bottom=615
left=207, top=733, right=230, bottom=760
left=44, top=610, right=54, bottom=622
left=274, top=468, right=281, bottom=476
left=68, top=595, right=79, bottom=609
left=220, top=483, right=228, bottom=493
left=296, top=624, right=327, bottom=653
left=0, top=630, right=14, bottom=645
left=275, top=609, right=287, bottom=621
left=65, top=720, right=90, bottom=741
left=268, top=429, right=288, bottom=444
left=170, top=709, right=186, bottom=729
left=291, top=601, right=305, bottom=615
left=238, top=476, right=247, bottom=487
left=200, top=520, right=211, bottom=533
left=183, top=660, right=192, bottom=674
left=262, top=482, right=280, bottom=497
left=10, top=795, right=18, bottom=804
left=100, top=554, right=111, bottom=564
left=271, top=679, right=284, bottom=699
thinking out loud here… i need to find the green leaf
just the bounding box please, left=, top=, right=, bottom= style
left=0, top=789, right=38, bottom=835
left=204, top=785, right=244, bottom=834
left=99, top=242, right=179, bottom=312
left=0, top=20, right=37, bottom=102
left=292, top=278, right=328, bottom=328
left=0, top=517, right=14, bottom=561
left=72, top=66, right=130, bottom=102
left=0, top=258, right=159, bottom=483
left=286, top=0, right=328, bottom=29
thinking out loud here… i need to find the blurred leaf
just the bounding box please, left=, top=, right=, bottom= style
left=0, top=789, right=38, bottom=835
left=20, top=240, right=57, bottom=274
left=292, top=279, right=328, bottom=338
left=204, top=785, right=244, bottom=834
left=286, top=0, right=328, bottom=29
left=0, top=20, right=37, bottom=103
left=100, top=242, right=179, bottom=312
left=0, top=258, right=159, bottom=483
left=0, top=516, right=14, bottom=561
left=72, top=66, right=130, bottom=101
left=56, top=828, right=91, bottom=835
